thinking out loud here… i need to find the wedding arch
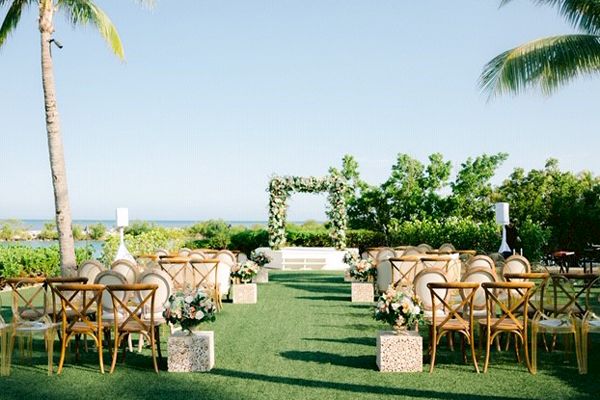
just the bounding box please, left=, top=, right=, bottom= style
left=268, top=175, right=349, bottom=250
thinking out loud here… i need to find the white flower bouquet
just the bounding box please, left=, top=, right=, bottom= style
left=250, top=250, right=272, bottom=267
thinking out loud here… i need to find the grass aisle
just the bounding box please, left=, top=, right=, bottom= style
left=1, top=271, right=597, bottom=399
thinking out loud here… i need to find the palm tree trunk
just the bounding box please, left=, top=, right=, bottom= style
left=39, top=1, right=76, bottom=276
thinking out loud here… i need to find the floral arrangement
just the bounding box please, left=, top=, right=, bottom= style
left=343, top=251, right=360, bottom=266
left=231, top=260, right=260, bottom=283
left=268, top=174, right=350, bottom=250
left=163, top=288, right=216, bottom=333
left=374, top=286, right=424, bottom=331
left=250, top=250, right=272, bottom=267
left=348, top=258, right=376, bottom=282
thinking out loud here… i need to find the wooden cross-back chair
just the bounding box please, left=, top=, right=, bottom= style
left=78, top=260, right=106, bottom=285
left=389, top=256, right=422, bottom=289
left=479, top=281, right=535, bottom=374
left=189, top=259, right=222, bottom=310
left=106, top=284, right=159, bottom=373
left=466, top=255, right=496, bottom=278
left=503, top=272, right=549, bottom=317
left=55, top=283, right=105, bottom=374
left=158, top=257, right=189, bottom=290
left=428, top=281, right=480, bottom=373
left=547, top=273, right=598, bottom=317
left=414, top=269, right=449, bottom=321
left=375, top=247, right=396, bottom=263
left=421, top=256, right=460, bottom=283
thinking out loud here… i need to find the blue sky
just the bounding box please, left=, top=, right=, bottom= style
left=0, top=1, right=597, bottom=221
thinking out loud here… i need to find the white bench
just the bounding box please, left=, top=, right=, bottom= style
left=256, top=247, right=358, bottom=271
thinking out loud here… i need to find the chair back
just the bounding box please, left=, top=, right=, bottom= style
left=375, top=247, right=395, bottom=262
left=428, top=281, right=479, bottom=328
left=188, top=250, right=206, bottom=261
left=403, top=246, right=422, bottom=256
left=413, top=269, right=448, bottom=316
left=156, top=249, right=169, bottom=257
left=543, top=273, right=600, bottom=318
left=94, top=271, right=128, bottom=319
left=439, top=243, right=456, bottom=252
left=467, top=255, right=496, bottom=278
left=389, top=256, right=422, bottom=288
left=178, top=248, right=192, bottom=257
left=482, top=281, right=534, bottom=332
left=111, top=259, right=139, bottom=284
left=216, top=250, right=236, bottom=266
left=106, top=284, right=158, bottom=331
left=137, top=269, right=173, bottom=320
left=55, top=283, right=104, bottom=334
left=376, top=260, right=392, bottom=292
left=504, top=272, right=549, bottom=315
left=366, top=247, right=383, bottom=259
left=417, top=243, right=433, bottom=253
left=503, top=255, right=531, bottom=277
left=461, top=267, right=497, bottom=313
left=46, top=277, right=88, bottom=322
left=158, top=257, right=189, bottom=290
left=78, top=260, right=106, bottom=285
left=6, top=277, right=48, bottom=323
left=189, top=259, right=220, bottom=288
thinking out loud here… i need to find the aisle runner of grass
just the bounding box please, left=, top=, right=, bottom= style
left=0, top=271, right=596, bottom=399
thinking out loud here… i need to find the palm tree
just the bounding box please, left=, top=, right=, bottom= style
left=480, top=0, right=600, bottom=97
left=0, top=0, right=150, bottom=275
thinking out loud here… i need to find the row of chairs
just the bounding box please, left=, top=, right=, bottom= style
left=420, top=271, right=600, bottom=374
left=2, top=276, right=164, bottom=375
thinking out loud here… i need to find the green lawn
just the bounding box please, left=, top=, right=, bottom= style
left=0, top=271, right=597, bottom=399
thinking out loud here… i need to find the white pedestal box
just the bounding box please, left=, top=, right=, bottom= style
left=253, top=269, right=269, bottom=283
left=376, top=330, right=423, bottom=372
left=168, top=330, right=214, bottom=372
left=351, top=282, right=374, bottom=302
left=231, top=283, right=258, bottom=304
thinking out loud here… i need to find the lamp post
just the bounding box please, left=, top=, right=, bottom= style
left=114, top=207, right=135, bottom=263
left=495, top=202, right=511, bottom=255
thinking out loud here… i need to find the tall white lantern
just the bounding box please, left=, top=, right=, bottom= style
left=494, top=202, right=511, bottom=254
left=114, top=207, right=135, bottom=264
left=116, top=207, right=129, bottom=228
left=495, top=202, right=510, bottom=225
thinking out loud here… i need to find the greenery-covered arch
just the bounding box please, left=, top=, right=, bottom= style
left=268, top=175, right=349, bottom=250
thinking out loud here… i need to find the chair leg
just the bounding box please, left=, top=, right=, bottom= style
left=429, top=327, right=438, bottom=373
left=57, top=333, right=69, bottom=375
left=523, top=329, right=533, bottom=374
left=531, top=327, right=538, bottom=374
left=110, top=333, right=119, bottom=374
left=573, top=329, right=584, bottom=374
left=469, top=331, right=480, bottom=373
left=156, top=326, right=163, bottom=362
left=150, top=330, right=159, bottom=374
left=514, top=333, right=521, bottom=363
left=98, top=332, right=105, bottom=374
left=483, top=329, right=492, bottom=373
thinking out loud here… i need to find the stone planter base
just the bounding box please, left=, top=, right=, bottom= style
left=232, top=283, right=257, bottom=304
left=351, top=282, right=374, bottom=302
left=168, top=330, right=214, bottom=372
left=376, top=330, right=422, bottom=372
left=253, top=269, right=269, bottom=283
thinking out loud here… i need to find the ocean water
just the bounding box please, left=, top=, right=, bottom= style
left=16, top=219, right=267, bottom=231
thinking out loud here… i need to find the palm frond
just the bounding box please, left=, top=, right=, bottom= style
left=0, top=0, right=30, bottom=48
left=58, top=0, right=125, bottom=59
left=501, top=0, right=600, bottom=35
left=480, top=34, right=600, bottom=97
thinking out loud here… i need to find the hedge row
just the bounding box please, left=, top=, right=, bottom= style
left=0, top=245, right=94, bottom=279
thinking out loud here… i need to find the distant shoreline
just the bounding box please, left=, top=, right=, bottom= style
left=2, top=219, right=271, bottom=231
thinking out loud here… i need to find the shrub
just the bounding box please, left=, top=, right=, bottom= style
left=0, top=245, right=94, bottom=278
left=186, top=220, right=231, bottom=249
left=87, top=223, right=107, bottom=240
left=38, top=222, right=59, bottom=240
left=102, top=229, right=185, bottom=264
left=228, top=229, right=269, bottom=254
left=518, top=219, right=551, bottom=262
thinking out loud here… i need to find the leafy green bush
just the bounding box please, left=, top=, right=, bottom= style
left=38, top=222, right=59, bottom=240
left=0, top=220, right=30, bottom=240
left=0, top=245, right=94, bottom=278
left=125, top=220, right=158, bottom=236
left=101, top=229, right=185, bottom=264
left=518, top=219, right=551, bottom=262
left=228, top=229, right=269, bottom=254
left=87, top=223, right=107, bottom=240
left=186, top=220, right=231, bottom=249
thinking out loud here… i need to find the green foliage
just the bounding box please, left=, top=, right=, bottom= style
left=518, top=219, right=552, bottom=262
left=0, top=245, right=94, bottom=278
left=186, top=220, right=231, bottom=249
left=87, top=223, right=107, bottom=240
left=72, top=224, right=85, bottom=240
left=481, top=1, right=600, bottom=96
left=102, top=229, right=184, bottom=264
left=38, top=222, right=59, bottom=240
left=0, top=219, right=29, bottom=240
left=228, top=229, right=270, bottom=255
left=125, top=220, right=158, bottom=236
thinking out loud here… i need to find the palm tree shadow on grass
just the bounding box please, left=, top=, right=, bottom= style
left=280, top=350, right=375, bottom=370
left=295, top=295, right=347, bottom=302
left=210, top=369, right=538, bottom=400
left=302, top=336, right=375, bottom=347
left=282, top=283, right=347, bottom=294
